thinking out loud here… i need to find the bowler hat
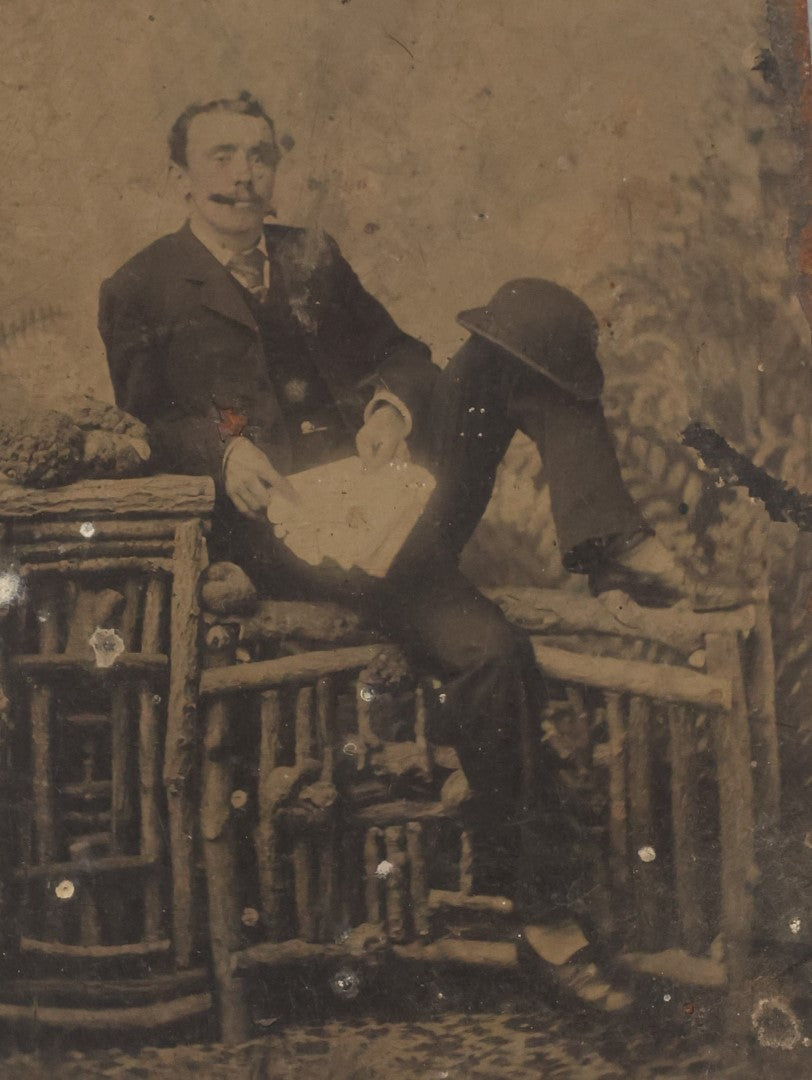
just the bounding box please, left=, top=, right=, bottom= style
left=456, top=278, right=604, bottom=400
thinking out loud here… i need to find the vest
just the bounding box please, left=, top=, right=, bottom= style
left=240, top=281, right=357, bottom=473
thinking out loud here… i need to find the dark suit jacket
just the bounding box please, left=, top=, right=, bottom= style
left=99, top=222, right=437, bottom=488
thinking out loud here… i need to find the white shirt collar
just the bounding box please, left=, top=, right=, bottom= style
left=189, top=215, right=269, bottom=267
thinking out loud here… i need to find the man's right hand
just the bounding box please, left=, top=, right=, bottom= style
left=223, top=437, right=297, bottom=517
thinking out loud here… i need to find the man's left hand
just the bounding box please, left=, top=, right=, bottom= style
left=356, top=403, right=408, bottom=469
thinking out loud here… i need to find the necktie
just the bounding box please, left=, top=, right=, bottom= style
left=227, top=246, right=267, bottom=302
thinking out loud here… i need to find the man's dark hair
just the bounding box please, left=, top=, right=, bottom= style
left=168, top=90, right=278, bottom=167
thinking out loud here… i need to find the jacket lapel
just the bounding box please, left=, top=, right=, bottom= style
left=174, top=222, right=258, bottom=333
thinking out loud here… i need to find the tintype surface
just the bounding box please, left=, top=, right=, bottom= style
left=0, top=2, right=810, bottom=1078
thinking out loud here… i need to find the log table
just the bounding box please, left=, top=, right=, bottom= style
left=0, top=475, right=215, bottom=1032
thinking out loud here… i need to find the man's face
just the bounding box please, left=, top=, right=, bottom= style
left=175, top=109, right=279, bottom=241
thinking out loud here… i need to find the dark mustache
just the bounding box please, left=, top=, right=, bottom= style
left=209, top=193, right=259, bottom=206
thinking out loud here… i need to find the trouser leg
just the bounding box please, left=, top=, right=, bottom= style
left=375, top=555, right=576, bottom=920
left=219, top=504, right=578, bottom=918
left=507, top=371, right=648, bottom=570
left=397, top=336, right=646, bottom=575
left=390, top=338, right=517, bottom=573
left=381, top=338, right=649, bottom=916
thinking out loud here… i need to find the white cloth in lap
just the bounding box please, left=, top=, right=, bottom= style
left=266, top=456, right=435, bottom=578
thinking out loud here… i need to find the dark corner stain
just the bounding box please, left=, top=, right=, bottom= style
left=681, top=421, right=811, bottom=531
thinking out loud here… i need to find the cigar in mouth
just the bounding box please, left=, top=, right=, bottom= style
left=208, top=193, right=275, bottom=215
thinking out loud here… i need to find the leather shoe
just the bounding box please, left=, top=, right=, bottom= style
left=521, top=921, right=633, bottom=1012
left=588, top=560, right=686, bottom=608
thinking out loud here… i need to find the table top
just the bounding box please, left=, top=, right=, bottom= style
left=0, top=474, right=215, bottom=520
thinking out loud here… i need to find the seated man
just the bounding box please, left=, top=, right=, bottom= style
left=99, top=91, right=682, bottom=1005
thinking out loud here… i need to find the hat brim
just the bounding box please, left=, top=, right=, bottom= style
left=456, top=307, right=604, bottom=401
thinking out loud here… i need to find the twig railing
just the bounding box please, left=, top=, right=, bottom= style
left=196, top=588, right=775, bottom=1046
